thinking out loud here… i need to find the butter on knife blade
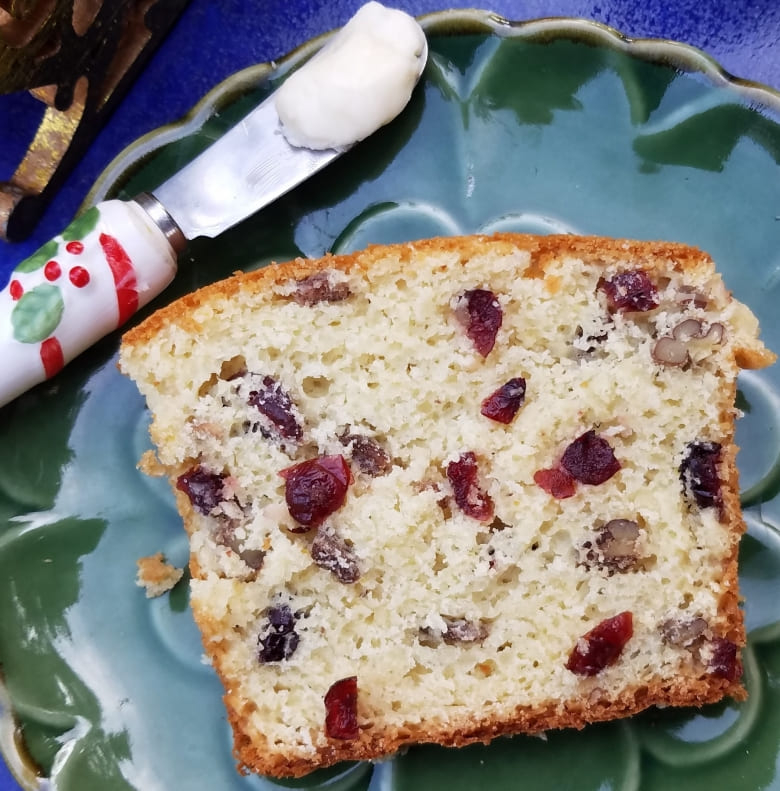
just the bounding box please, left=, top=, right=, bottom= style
left=0, top=2, right=427, bottom=409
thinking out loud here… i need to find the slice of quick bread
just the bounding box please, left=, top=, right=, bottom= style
left=119, top=233, right=775, bottom=778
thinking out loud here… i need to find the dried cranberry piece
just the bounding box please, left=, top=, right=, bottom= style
left=248, top=376, right=302, bottom=440
left=292, top=271, right=351, bottom=305
left=679, top=441, right=722, bottom=512
left=561, top=430, right=621, bottom=485
left=311, top=530, right=361, bottom=583
left=455, top=289, right=503, bottom=357
left=708, top=637, right=742, bottom=681
left=268, top=604, right=296, bottom=630
left=176, top=466, right=226, bottom=515
left=279, top=455, right=351, bottom=529
left=258, top=604, right=300, bottom=663
left=339, top=431, right=392, bottom=477
left=481, top=377, right=527, bottom=424
left=446, top=452, right=494, bottom=522
left=259, top=628, right=298, bottom=662
left=533, top=467, right=576, bottom=499
left=598, top=270, right=659, bottom=313
left=324, top=676, right=359, bottom=739
left=566, top=611, right=634, bottom=676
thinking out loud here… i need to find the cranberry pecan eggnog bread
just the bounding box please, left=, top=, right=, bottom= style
left=119, top=233, right=774, bottom=778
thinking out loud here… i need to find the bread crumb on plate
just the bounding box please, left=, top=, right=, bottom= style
left=136, top=552, right=184, bottom=598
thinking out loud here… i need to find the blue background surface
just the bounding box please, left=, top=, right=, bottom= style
left=0, top=0, right=778, bottom=788
left=1, top=0, right=779, bottom=287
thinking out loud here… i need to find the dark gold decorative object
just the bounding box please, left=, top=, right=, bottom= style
left=0, top=0, right=190, bottom=241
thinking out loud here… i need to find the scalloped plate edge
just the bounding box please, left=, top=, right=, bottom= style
left=84, top=11, right=780, bottom=211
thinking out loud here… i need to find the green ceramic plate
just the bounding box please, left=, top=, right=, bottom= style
left=1, top=11, right=779, bottom=791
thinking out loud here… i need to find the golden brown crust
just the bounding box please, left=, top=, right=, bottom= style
left=135, top=552, right=184, bottom=598
left=122, top=232, right=776, bottom=369
left=221, top=672, right=743, bottom=778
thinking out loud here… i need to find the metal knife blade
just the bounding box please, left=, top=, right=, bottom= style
left=150, top=95, right=343, bottom=241
left=0, top=3, right=428, bottom=409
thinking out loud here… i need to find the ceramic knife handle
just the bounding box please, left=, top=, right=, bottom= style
left=0, top=198, right=183, bottom=408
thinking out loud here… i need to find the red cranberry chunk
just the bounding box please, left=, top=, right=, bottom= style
left=598, top=270, right=659, bottom=313
left=533, top=467, right=576, bottom=499
left=446, top=452, right=494, bottom=522
left=339, top=431, right=392, bottom=477
left=566, top=611, right=634, bottom=676
left=481, top=377, right=527, bottom=424
left=455, top=289, right=503, bottom=357
left=279, top=455, right=351, bottom=529
left=679, top=441, right=723, bottom=512
left=293, top=271, right=351, bottom=305
left=248, top=376, right=302, bottom=440
left=561, top=430, right=621, bottom=485
left=258, top=604, right=300, bottom=663
left=311, top=530, right=361, bottom=583
left=708, top=637, right=742, bottom=681
left=176, top=466, right=226, bottom=515
left=324, top=676, right=359, bottom=739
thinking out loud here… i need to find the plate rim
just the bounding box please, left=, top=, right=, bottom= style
left=3, top=9, right=780, bottom=791
left=84, top=10, right=780, bottom=211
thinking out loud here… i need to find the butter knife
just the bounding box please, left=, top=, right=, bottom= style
left=0, top=4, right=427, bottom=408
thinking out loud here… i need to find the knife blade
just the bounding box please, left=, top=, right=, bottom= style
left=151, top=95, right=342, bottom=241
left=0, top=3, right=427, bottom=409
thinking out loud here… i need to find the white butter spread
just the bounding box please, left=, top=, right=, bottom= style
left=274, top=2, right=428, bottom=150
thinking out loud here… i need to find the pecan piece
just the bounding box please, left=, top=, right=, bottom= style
left=310, top=529, right=361, bottom=583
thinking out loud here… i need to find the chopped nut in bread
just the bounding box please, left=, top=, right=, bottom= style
left=119, top=233, right=775, bottom=778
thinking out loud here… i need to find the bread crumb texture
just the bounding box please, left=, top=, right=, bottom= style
left=119, top=233, right=775, bottom=778
left=136, top=552, right=184, bottom=598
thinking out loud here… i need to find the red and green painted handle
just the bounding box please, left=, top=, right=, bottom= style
left=0, top=200, right=178, bottom=408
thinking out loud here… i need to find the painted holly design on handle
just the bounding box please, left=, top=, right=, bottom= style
left=1, top=200, right=178, bottom=407
left=10, top=207, right=101, bottom=377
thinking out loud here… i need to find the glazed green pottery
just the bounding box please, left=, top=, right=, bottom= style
left=1, top=12, right=779, bottom=791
